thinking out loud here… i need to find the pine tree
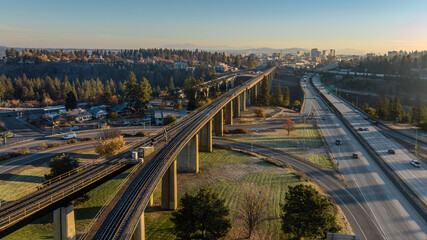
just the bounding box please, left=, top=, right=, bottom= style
left=390, top=96, right=404, bottom=124
left=168, top=77, right=175, bottom=92
left=273, top=83, right=284, bottom=106
left=283, top=86, right=290, bottom=107
left=65, top=91, right=78, bottom=111
left=259, top=76, right=270, bottom=105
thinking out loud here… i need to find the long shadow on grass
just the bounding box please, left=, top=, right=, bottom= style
left=0, top=173, right=45, bottom=183
left=75, top=206, right=101, bottom=220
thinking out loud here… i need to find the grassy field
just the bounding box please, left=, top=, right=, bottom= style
left=145, top=148, right=305, bottom=240
left=225, top=123, right=336, bottom=169
left=1, top=146, right=135, bottom=240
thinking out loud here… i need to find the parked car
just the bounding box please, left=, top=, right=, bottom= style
left=352, top=153, right=359, bottom=159
left=62, top=132, right=77, bottom=140
left=335, top=139, right=341, bottom=145
left=410, top=159, right=421, bottom=168
left=388, top=148, right=395, bottom=154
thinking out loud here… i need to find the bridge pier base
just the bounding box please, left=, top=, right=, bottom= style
left=177, top=134, right=199, bottom=173
left=131, top=211, right=145, bottom=240
left=213, top=109, right=223, bottom=136
left=162, top=160, right=177, bottom=210
left=199, top=120, right=212, bottom=152
left=53, top=204, right=76, bottom=240
left=225, top=101, right=233, bottom=125
left=233, top=97, right=240, bottom=118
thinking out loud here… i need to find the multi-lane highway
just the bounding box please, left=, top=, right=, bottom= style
left=307, top=75, right=427, bottom=239
left=316, top=79, right=427, bottom=204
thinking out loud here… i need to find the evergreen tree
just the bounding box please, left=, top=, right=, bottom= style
left=171, top=187, right=231, bottom=239
left=281, top=184, right=341, bottom=240
left=283, top=86, right=290, bottom=107
left=168, top=77, right=175, bottom=92
left=135, top=77, right=152, bottom=112
left=376, top=96, right=390, bottom=120
left=124, top=71, right=139, bottom=107
left=390, top=96, right=404, bottom=124
left=65, top=91, right=78, bottom=110
left=272, top=83, right=284, bottom=106
left=259, top=76, right=270, bottom=105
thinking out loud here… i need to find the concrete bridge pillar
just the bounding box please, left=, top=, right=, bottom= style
left=199, top=120, right=212, bottom=152
left=241, top=91, right=247, bottom=111
left=53, top=204, right=76, bottom=240
left=177, top=134, right=199, bottom=173
left=225, top=101, right=233, bottom=125
left=233, top=97, right=241, bottom=118
left=246, top=89, right=251, bottom=106
left=213, top=109, right=223, bottom=136
left=251, top=85, right=258, bottom=105
left=131, top=211, right=145, bottom=240
left=161, top=160, right=177, bottom=210
left=231, top=78, right=234, bottom=88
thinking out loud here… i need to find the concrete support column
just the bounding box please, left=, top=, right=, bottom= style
left=53, top=205, right=76, bottom=240
left=161, top=160, right=177, bottom=210
left=251, top=85, right=258, bottom=105
left=241, top=92, right=247, bottom=111
left=213, top=109, right=223, bottom=136
left=199, top=120, right=212, bottom=152
left=131, top=211, right=145, bottom=240
left=225, top=101, right=233, bottom=125
left=247, top=89, right=251, bottom=106
left=177, top=134, right=199, bottom=173
left=149, top=194, right=154, bottom=207
left=231, top=78, right=234, bottom=88
left=233, top=97, right=241, bottom=118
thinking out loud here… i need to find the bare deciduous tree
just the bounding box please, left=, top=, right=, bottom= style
left=238, top=183, right=269, bottom=239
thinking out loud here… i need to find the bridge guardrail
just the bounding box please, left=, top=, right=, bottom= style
left=0, top=159, right=131, bottom=231
left=309, top=78, right=427, bottom=223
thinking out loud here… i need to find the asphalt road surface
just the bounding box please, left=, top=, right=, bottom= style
left=315, top=77, right=427, bottom=205
left=308, top=75, right=427, bottom=239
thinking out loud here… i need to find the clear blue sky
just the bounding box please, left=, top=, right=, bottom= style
left=1, top=0, right=426, bottom=53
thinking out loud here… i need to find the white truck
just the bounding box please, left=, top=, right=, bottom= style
left=130, top=146, right=155, bottom=164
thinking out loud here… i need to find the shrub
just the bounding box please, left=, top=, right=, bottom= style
left=81, top=137, right=95, bottom=141
left=17, top=148, right=30, bottom=155
left=95, top=135, right=126, bottom=158
left=48, top=142, right=61, bottom=148
left=254, top=108, right=265, bottom=118
left=38, top=142, right=48, bottom=150
left=230, top=128, right=249, bottom=134
left=164, top=114, right=176, bottom=125
left=66, top=139, right=78, bottom=144
left=136, top=131, right=146, bottom=136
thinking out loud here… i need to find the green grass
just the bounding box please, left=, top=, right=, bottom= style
left=0, top=164, right=50, bottom=203
left=145, top=148, right=303, bottom=240
left=225, top=123, right=336, bottom=169
left=2, top=167, right=134, bottom=240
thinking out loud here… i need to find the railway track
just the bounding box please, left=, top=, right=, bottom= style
left=94, top=68, right=276, bottom=239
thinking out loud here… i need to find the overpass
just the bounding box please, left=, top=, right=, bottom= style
left=91, top=67, right=277, bottom=240
left=0, top=67, right=276, bottom=239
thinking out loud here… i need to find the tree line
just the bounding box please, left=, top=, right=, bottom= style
left=362, top=96, right=427, bottom=130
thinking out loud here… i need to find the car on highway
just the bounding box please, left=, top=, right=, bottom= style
left=358, top=127, right=364, bottom=131
left=388, top=148, right=395, bottom=154
left=363, top=127, right=369, bottom=131
left=352, top=153, right=359, bottom=159
left=335, top=139, right=341, bottom=145
left=355, top=110, right=359, bottom=113
left=410, top=159, right=421, bottom=168
left=62, top=132, right=77, bottom=140
left=322, top=116, right=327, bottom=120
left=364, top=117, right=369, bottom=120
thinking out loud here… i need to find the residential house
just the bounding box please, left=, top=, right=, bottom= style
left=75, top=112, right=92, bottom=123
left=111, top=103, right=134, bottom=116
left=89, top=107, right=108, bottom=119
left=154, top=110, right=187, bottom=125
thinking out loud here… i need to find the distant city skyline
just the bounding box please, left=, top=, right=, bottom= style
left=1, top=0, right=426, bottom=54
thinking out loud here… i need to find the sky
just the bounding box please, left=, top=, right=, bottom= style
left=0, top=0, right=426, bottom=54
